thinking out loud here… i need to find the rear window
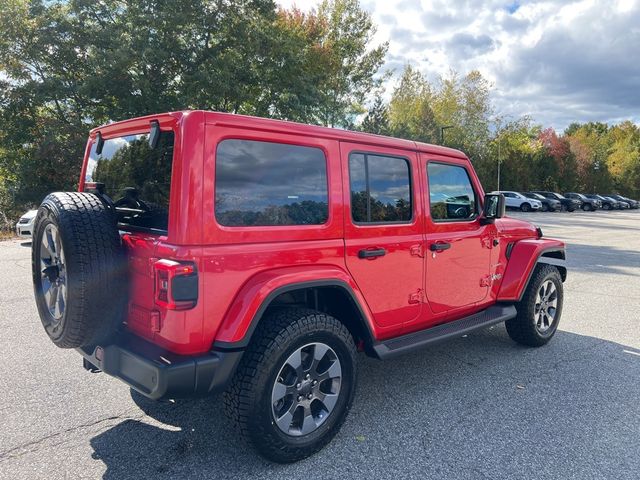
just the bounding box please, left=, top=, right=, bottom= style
left=86, top=131, right=174, bottom=231
left=349, top=153, right=412, bottom=223
left=215, top=139, right=329, bottom=227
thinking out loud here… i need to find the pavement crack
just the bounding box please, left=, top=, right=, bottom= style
left=0, top=411, right=144, bottom=462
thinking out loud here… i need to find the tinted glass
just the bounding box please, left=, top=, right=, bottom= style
left=215, top=139, right=328, bottom=226
left=349, top=153, right=412, bottom=223
left=87, top=132, right=174, bottom=231
left=428, top=163, right=477, bottom=220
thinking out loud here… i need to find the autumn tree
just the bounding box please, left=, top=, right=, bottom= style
left=0, top=0, right=387, bottom=222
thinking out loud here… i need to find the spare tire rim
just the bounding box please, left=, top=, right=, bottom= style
left=534, top=280, right=557, bottom=333
left=39, top=224, right=67, bottom=321
left=271, top=342, right=342, bottom=437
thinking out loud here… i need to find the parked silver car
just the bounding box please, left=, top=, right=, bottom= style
left=492, top=191, right=542, bottom=212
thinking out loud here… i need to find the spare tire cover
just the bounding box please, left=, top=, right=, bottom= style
left=32, top=192, right=127, bottom=348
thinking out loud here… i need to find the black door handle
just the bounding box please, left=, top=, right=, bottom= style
left=358, top=248, right=386, bottom=259
left=429, top=242, right=451, bottom=252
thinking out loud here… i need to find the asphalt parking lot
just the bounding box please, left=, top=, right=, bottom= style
left=1, top=209, right=639, bottom=480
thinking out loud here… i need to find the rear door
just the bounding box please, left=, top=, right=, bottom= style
left=341, top=143, right=424, bottom=333
left=422, top=158, right=494, bottom=315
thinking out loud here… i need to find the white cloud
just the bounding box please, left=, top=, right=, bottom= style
left=277, top=0, right=640, bottom=130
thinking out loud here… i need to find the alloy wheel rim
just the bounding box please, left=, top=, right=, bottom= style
left=271, top=342, right=342, bottom=436
left=39, top=224, right=67, bottom=323
left=534, top=280, right=557, bottom=333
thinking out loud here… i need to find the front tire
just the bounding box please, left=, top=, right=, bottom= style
left=224, top=308, right=357, bottom=463
left=520, top=203, right=531, bottom=212
left=582, top=203, right=592, bottom=211
left=506, top=265, right=563, bottom=347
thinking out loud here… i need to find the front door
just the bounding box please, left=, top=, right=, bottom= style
left=422, top=158, right=493, bottom=314
left=341, top=143, right=424, bottom=331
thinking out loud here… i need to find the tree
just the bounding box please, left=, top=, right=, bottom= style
left=386, top=65, right=439, bottom=144
left=313, top=0, right=388, bottom=127
left=0, top=0, right=387, bottom=222
left=360, top=94, right=390, bottom=135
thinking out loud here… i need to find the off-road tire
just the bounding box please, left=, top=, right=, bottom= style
left=506, top=264, right=563, bottom=347
left=520, top=203, right=531, bottom=212
left=223, top=308, right=357, bottom=463
left=32, top=192, right=126, bottom=348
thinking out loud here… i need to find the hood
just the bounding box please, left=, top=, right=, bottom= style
left=21, top=209, right=38, bottom=220
left=496, top=217, right=539, bottom=241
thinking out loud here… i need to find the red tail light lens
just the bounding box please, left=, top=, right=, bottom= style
left=154, top=259, right=198, bottom=310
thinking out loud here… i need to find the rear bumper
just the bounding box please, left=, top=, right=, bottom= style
left=77, top=333, right=243, bottom=400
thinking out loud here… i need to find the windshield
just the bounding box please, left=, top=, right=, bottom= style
left=530, top=193, right=545, bottom=200
left=554, top=193, right=566, bottom=200
left=86, top=131, right=174, bottom=231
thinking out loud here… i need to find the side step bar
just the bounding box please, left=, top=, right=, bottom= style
left=373, top=304, right=517, bottom=359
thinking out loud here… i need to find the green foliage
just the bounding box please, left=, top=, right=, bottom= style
left=359, top=93, right=390, bottom=136
left=0, top=0, right=386, bottom=228
left=361, top=66, right=639, bottom=198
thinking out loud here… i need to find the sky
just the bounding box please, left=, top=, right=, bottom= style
left=277, top=0, right=640, bottom=132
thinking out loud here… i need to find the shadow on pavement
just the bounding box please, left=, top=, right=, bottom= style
left=566, top=243, right=640, bottom=276
left=89, top=328, right=640, bottom=479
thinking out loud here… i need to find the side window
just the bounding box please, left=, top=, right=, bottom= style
left=215, top=139, right=329, bottom=226
left=349, top=153, right=412, bottom=223
left=427, top=163, right=477, bottom=221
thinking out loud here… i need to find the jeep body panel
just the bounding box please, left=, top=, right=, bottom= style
left=78, top=110, right=565, bottom=363
left=212, top=266, right=375, bottom=347
left=497, top=238, right=566, bottom=301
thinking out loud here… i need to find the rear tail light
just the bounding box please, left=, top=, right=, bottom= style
left=153, top=259, right=198, bottom=310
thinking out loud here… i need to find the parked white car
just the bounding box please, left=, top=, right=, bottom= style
left=492, top=191, right=542, bottom=212
left=15, top=209, right=38, bottom=237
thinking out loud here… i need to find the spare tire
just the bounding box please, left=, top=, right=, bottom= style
left=32, top=192, right=127, bottom=348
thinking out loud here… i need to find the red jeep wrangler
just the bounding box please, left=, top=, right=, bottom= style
left=32, top=111, right=566, bottom=462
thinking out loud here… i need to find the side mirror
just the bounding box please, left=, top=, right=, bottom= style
left=481, top=193, right=505, bottom=224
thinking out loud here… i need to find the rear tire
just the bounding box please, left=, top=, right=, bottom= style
left=224, top=308, right=357, bottom=463
left=506, top=264, right=563, bottom=347
left=32, top=192, right=126, bottom=348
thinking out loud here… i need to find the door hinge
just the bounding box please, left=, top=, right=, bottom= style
left=408, top=289, right=423, bottom=304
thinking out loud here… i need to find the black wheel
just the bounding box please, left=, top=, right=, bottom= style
left=567, top=206, right=575, bottom=212
left=582, top=203, right=592, bottom=211
left=224, top=308, right=357, bottom=463
left=506, top=264, right=563, bottom=347
left=520, top=203, right=531, bottom=212
left=541, top=203, right=549, bottom=212
left=32, top=192, right=126, bottom=348
left=603, top=203, right=611, bottom=210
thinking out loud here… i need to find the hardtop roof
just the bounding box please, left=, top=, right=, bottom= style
left=90, top=110, right=468, bottom=160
